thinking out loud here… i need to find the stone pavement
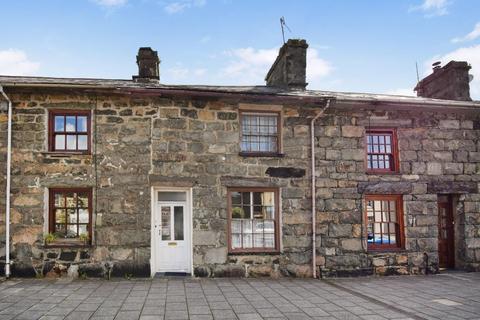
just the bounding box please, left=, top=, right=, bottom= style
left=0, top=272, right=479, bottom=320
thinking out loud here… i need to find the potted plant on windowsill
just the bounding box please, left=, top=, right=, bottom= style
left=79, top=233, right=89, bottom=246
left=43, top=232, right=57, bottom=246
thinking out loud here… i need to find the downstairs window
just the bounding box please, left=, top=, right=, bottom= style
left=49, top=188, right=92, bottom=244
left=365, top=195, right=404, bottom=250
left=228, top=188, right=279, bottom=253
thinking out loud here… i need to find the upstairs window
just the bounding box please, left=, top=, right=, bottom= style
left=365, top=195, right=404, bottom=250
left=49, top=110, right=90, bottom=153
left=228, top=188, right=279, bottom=253
left=240, top=112, right=280, bottom=155
left=49, top=188, right=92, bottom=243
left=366, top=129, right=398, bottom=173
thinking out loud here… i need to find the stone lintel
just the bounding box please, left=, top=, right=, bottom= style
left=265, top=167, right=306, bottom=178
left=357, top=181, right=412, bottom=194
left=149, top=175, right=196, bottom=187
left=427, top=181, right=478, bottom=194
left=220, top=176, right=288, bottom=188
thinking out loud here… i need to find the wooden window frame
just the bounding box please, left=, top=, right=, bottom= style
left=365, top=128, right=399, bottom=174
left=364, top=194, right=405, bottom=251
left=48, top=109, right=91, bottom=154
left=238, top=110, right=283, bottom=157
left=49, top=187, right=93, bottom=245
left=227, top=187, right=280, bottom=254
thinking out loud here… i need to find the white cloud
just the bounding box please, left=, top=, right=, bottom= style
left=164, top=2, right=188, bottom=13
left=163, top=64, right=208, bottom=81
left=91, top=0, right=127, bottom=7
left=409, top=0, right=451, bottom=17
left=452, top=22, right=480, bottom=43
left=220, top=47, right=277, bottom=85
left=164, top=0, right=206, bottom=14
left=385, top=88, right=416, bottom=96
left=307, top=49, right=333, bottom=80
left=0, top=49, right=40, bottom=76
left=426, top=44, right=480, bottom=99
left=221, top=46, right=332, bottom=86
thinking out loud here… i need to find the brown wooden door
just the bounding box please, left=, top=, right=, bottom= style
left=438, top=195, right=455, bottom=269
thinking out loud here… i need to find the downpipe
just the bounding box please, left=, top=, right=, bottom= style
left=0, top=86, right=12, bottom=279
left=311, top=99, right=331, bottom=279
left=423, top=252, right=429, bottom=275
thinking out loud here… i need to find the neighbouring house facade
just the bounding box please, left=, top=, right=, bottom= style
left=0, top=39, right=479, bottom=278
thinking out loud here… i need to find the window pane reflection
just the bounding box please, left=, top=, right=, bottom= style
left=366, top=198, right=400, bottom=248
left=174, top=206, right=184, bottom=241
left=241, top=113, right=279, bottom=153
left=229, top=190, right=277, bottom=251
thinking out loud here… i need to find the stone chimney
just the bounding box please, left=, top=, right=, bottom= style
left=414, top=61, right=472, bottom=101
left=265, top=39, right=308, bottom=90
left=133, top=47, right=160, bottom=82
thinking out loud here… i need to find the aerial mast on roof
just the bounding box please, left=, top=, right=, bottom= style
left=416, top=62, right=420, bottom=82
left=280, top=16, right=291, bottom=44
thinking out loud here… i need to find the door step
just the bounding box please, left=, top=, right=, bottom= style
left=154, top=272, right=191, bottom=278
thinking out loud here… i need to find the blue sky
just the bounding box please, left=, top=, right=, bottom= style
left=0, top=0, right=479, bottom=99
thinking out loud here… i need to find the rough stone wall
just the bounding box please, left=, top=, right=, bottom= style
left=415, top=61, right=471, bottom=101
left=0, top=91, right=319, bottom=278
left=314, top=110, right=480, bottom=276
left=3, top=94, right=97, bottom=277
left=265, top=39, right=308, bottom=90
left=146, top=99, right=316, bottom=278
left=0, top=90, right=479, bottom=278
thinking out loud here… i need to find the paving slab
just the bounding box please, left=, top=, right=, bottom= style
left=0, top=272, right=478, bottom=319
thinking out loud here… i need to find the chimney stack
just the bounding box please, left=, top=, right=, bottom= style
left=133, top=47, right=160, bottom=82
left=414, top=61, right=472, bottom=101
left=265, top=39, right=308, bottom=90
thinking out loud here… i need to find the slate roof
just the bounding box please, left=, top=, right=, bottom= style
left=0, top=75, right=479, bottom=110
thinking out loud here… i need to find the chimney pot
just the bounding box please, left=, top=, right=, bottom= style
left=265, top=39, right=308, bottom=90
left=133, top=47, right=160, bottom=82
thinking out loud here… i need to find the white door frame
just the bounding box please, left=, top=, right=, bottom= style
left=150, top=186, right=193, bottom=277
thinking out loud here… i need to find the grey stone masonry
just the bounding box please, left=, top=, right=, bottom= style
left=0, top=86, right=479, bottom=278
left=133, top=47, right=160, bottom=82
left=265, top=39, right=308, bottom=90
left=415, top=61, right=472, bottom=101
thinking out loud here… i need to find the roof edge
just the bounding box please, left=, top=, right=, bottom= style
left=0, top=75, right=479, bottom=110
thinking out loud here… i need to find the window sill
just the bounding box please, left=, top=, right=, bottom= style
left=367, top=247, right=406, bottom=253
left=44, top=240, right=91, bottom=248
left=365, top=171, right=400, bottom=175
left=42, top=151, right=92, bottom=157
left=239, top=152, right=285, bottom=158
left=228, top=250, right=280, bottom=255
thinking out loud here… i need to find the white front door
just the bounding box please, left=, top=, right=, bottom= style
left=153, top=190, right=191, bottom=274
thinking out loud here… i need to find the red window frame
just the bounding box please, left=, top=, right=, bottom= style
left=49, top=188, right=93, bottom=244
left=227, top=188, right=280, bottom=253
left=364, top=194, right=405, bottom=251
left=365, top=128, right=399, bottom=173
left=48, top=110, right=91, bottom=153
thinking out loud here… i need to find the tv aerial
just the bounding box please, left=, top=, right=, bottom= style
left=280, top=16, right=291, bottom=44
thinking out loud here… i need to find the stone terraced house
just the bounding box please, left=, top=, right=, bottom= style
left=0, top=39, right=479, bottom=279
